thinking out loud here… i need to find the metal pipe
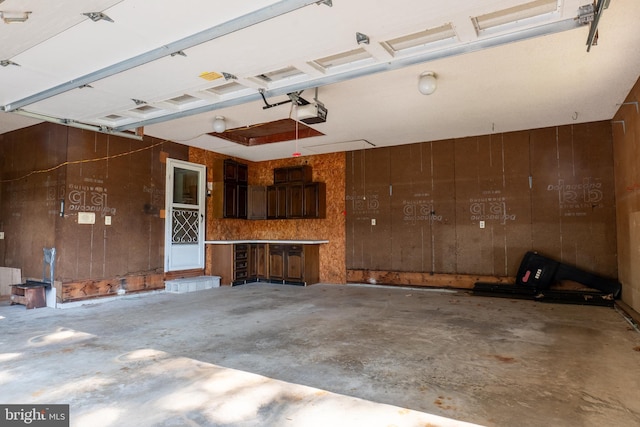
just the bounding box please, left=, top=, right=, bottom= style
left=13, top=109, right=143, bottom=140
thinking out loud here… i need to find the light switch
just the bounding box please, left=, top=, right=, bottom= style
left=371, top=218, right=376, bottom=226
left=0, top=232, right=4, bottom=239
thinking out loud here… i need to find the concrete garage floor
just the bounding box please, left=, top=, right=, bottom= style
left=1, top=283, right=640, bottom=427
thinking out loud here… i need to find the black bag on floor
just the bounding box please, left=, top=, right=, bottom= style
left=516, top=251, right=559, bottom=289
left=516, top=251, right=621, bottom=298
left=554, top=263, right=621, bottom=298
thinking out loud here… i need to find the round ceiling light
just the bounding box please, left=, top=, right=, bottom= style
left=213, top=116, right=226, bottom=133
left=418, top=72, right=437, bottom=95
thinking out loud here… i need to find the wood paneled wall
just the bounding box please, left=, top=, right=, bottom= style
left=190, top=148, right=346, bottom=284
left=613, top=75, right=640, bottom=313
left=346, top=121, right=617, bottom=286
left=0, top=123, right=189, bottom=301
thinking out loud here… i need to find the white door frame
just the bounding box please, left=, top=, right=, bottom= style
left=165, top=158, right=206, bottom=272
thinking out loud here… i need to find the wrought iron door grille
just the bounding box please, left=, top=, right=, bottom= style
left=172, top=208, right=199, bottom=244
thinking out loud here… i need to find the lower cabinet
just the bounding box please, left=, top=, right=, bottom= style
left=211, top=243, right=320, bottom=286
left=268, top=244, right=319, bottom=285
left=209, top=244, right=248, bottom=285
left=268, top=245, right=285, bottom=281
left=249, top=243, right=268, bottom=280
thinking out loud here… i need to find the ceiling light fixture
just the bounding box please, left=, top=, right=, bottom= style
left=213, top=116, right=226, bottom=133
left=1, top=11, right=31, bottom=23
left=418, top=71, right=437, bottom=95
left=83, top=12, right=114, bottom=23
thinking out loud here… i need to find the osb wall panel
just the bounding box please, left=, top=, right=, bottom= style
left=345, top=147, right=392, bottom=270
left=454, top=133, right=532, bottom=276
left=530, top=123, right=616, bottom=277
left=612, top=75, right=640, bottom=312
left=58, top=128, right=188, bottom=283
left=0, top=123, right=67, bottom=278
left=346, top=121, right=617, bottom=284
left=190, top=147, right=346, bottom=284
left=0, top=123, right=189, bottom=299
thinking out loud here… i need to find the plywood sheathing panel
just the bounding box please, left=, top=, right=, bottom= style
left=58, top=128, right=187, bottom=283
left=531, top=123, right=616, bottom=277
left=62, top=271, right=164, bottom=302
left=0, top=123, right=66, bottom=278
left=345, top=148, right=392, bottom=271
left=388, top=141, right=456, bottom=274
left=347, top=122, right=616, bottom=284
left=0, top=122, right=189, bottom=300
left=613, top=75, right=640, bottom=312
left=192, top=148, right=346, bottom=284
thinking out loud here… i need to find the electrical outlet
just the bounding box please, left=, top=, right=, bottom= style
left=105, top=216, right=112, bottom=225
left=479, top=221, right=485, bottom=229
left=0, top=232, right=4, bottom=239
left=371, top=218, right=376, bottom=226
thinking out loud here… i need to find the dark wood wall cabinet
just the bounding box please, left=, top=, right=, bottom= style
left=274, top=165, right=312, bottom=184
left=213, top=162, right=325, bottom=220
left=248, top=185, right=267, bottom=220
left=211, top=159, right=248, bottom=219
left=210, top=242, right=321, bottom=286
left=266, top=165, right=326, bottom=219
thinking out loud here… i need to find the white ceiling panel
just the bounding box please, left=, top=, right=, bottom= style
left=0, top=0, right=121, bottom=58
left=1, top=0, right=639, bottom=162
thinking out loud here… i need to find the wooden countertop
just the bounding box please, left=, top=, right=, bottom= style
left=204, top=240, right=329, bottom=245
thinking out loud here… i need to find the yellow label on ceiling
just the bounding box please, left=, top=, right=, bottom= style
left=199, top=71, right=224, bottom=81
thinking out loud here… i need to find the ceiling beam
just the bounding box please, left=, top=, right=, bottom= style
left=1, top=0, right=323, bottom=112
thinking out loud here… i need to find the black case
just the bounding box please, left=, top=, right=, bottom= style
left=516, top=251, right=559, bottom=289
left=516, top=251, right=622, bottom=298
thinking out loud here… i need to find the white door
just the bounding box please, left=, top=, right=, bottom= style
left=165, top=159, right=206, bottom=272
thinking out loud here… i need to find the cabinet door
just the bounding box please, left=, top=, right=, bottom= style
left=269, top=245, right=285, bottom=280
left=273, top=168, right=288, bottom=184
left=287, top=183, right=304, bottom=218
left=223, top=183, right=237, bottom=218
left=237, top=184, right=248, bottom=219
left=286, top=246, right=304, bottom=282
left=267, top=185, right=288, bottom=219
left=303, top=182, right=326, bottom=218
left=288, top=165, right=312, bottom=183
left=223, top=159, right=237, bottom=181
left=237, top=163, right=248, bottom=183
left=252, top=243, right=268, bottom=278
left=248, top=186, right=267, bottom=220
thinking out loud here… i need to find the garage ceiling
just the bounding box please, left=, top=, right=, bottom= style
left=1, top=0, right=639, bottom=161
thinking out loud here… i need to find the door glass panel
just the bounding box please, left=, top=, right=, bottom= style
left=173, top=167, right=199, bottom=205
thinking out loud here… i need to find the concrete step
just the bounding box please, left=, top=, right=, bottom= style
left=165, top=276, right=220, bottom=294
